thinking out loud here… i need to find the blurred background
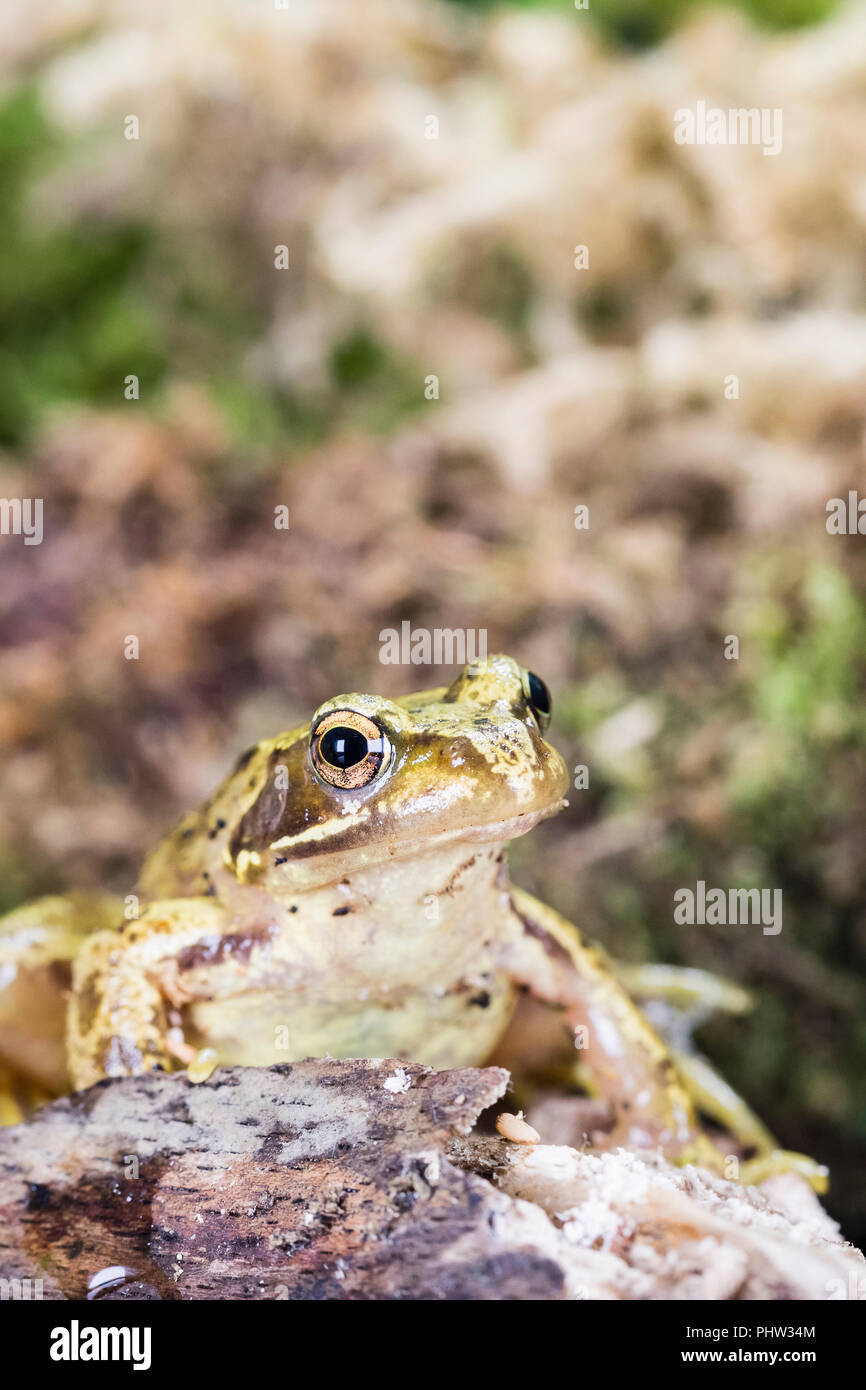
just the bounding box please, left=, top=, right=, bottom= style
left=1, top=0, right=865, bottom=1239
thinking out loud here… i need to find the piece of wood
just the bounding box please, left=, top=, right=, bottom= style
left=0, top=1059, right=564, bottom=1300
left=0, top=1060, right=861, bottom=1300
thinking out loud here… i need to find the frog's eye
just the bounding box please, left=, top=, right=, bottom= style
left=523, top=669, right=552, bottom=732
left=311, top=710, right=391, bottom=790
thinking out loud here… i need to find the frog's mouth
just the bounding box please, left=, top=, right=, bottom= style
left=458, top=797, right=569, bottom=846
left=230, top=790, right=570, bottom=892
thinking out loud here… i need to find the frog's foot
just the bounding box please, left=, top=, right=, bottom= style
left=67, top=897, right=233, bottom=1089
left=615, top=963, right=753, bottom=1017
left=670, top=1048, right=828, bottom=1192
left=738, top=1150, right=829, bottom=1193
left=186, top=1047, right=220, bottom=1084
left=164, top=1026, right=198, bottom=1066
left=667, top=1131, right=827, bottom=1191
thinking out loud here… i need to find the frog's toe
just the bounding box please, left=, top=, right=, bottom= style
left=673, top=1131, right=730, bottom=1176
left=666, top=1137, right=828, bottom=1195
left=617, top=963, right=753, bottom=1016
left=738, top=1149, right=829, bottom=1194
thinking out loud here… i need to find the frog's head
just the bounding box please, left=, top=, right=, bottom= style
left=226, top=654, right=570, bottom=892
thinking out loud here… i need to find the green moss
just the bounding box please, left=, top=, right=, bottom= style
left=204, top=376, right=321, bottom=456
left=0, top=85, right=431, bottom=455
left=0, top=87, right=166, bottom=445
left=330, top=328, right=388, bottom=388
left=448, top=0, right=839, bottom=48
left=726, top=565, right=866, bottom=854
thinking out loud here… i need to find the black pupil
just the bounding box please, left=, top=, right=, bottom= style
left=527, top=671, right=551, bottom=717
left=320, top=726, right=370, bottom=768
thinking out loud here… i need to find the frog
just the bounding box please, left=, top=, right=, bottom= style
left=0, top=654, right=825, bottom=1187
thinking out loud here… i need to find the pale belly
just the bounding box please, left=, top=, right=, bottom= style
left=185, top=976, right=517, bottom=1071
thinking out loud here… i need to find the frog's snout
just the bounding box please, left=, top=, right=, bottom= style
left=536, top=738, right=571, bottom=813
left=444, top=654, right=571, bottom=818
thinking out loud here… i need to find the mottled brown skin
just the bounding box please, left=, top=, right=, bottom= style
left=0, top=657, right=826, bottom=1182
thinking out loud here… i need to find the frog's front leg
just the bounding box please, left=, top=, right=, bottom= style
left=67, top=897, right=236, bottom=1090
left=503, top=886, right=711, bottom=1163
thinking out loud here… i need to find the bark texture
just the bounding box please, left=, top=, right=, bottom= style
left=0, top=1060, right=861, bottom=1300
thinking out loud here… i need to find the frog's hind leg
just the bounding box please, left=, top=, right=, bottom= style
left=504, top=887, right=715, bottom=1166
left=668, top=1047, right=775, bottom=1152
left=503, top=888, right=828, bottom=1190
left=617, top=962, right=829, bottom=1191
left=670, top=1048, right=828, bottom=1192
left=0, top=893, right=123, bottom=1113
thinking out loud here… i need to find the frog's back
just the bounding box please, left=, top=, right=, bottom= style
left=138, top=733, right=291, bottom=901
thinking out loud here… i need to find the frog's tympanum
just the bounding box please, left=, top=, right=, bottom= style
left=0, top=656, right=824, bottom=1185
